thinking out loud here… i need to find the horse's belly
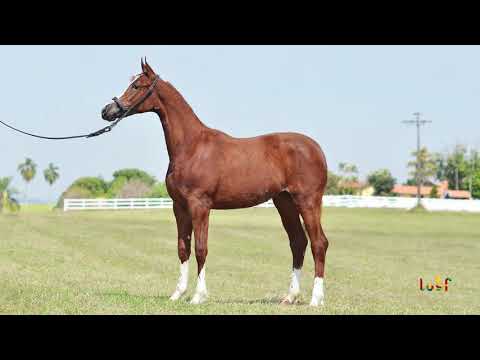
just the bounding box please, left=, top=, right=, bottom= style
left=211, top=176, right=284, bottom=209
left=211, top=195, right=272, bottom=209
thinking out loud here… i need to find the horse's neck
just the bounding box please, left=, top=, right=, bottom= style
left=154, top=83, right=208, bottom=160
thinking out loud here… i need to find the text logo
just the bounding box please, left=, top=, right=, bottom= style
left=419, top=276, right=452, bottom=292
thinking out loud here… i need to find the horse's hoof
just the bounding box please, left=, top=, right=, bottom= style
left=280, top=294, right=299, bottom=305
left=190, top=292, right=208, bottom=304
left=309, top=298, right=325, bottom=307
left=169, top=289, right=186, bottom=301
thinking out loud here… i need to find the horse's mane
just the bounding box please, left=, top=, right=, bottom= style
left=159, top=79, right=199, bottom=118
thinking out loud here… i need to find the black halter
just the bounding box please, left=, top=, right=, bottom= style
left=0, top=75, right=160, bottom=140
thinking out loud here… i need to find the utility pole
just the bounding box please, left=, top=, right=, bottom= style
left=402, top=112, right=432, bottom=207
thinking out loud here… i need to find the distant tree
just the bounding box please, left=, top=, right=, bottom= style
left=116, top=180, right=153, bottom=198
left=407, top=147, right=437, bottom=189
left=0, top=177, right=20, bottom=213
left=325, top=171, right=342, bottom=195
left=471, top=172, right=480, bottom=199
left=112, top=169, right=156, bottom=186
left=70, top=177, right=109, bottom=197
left=106, top=176, right=129, bottom=198
left=432, top=152, right=447, bottom=182
left=404, top=178, right=434, bottom=186
left=338, top=162, right=360, bottom=194
left=338, top=162, right=359, bottom=181
left=43, top=163, right=60, bottom=186
left=149, top=182, right=170, bottom=198
left=17, top=158, right=37, bottom=204
left=367, top=169, right=396, bottom=196
left=466, top=149, right=480, bottom=196
left=405, top=178, right=416, bottom=186
left=435, top=145, right=469, bottom=190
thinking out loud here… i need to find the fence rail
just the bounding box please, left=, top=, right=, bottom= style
left=64, top=196, right=480, bottom=213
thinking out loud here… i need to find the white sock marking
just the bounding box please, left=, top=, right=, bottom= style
left=284, top=268, right=301, bottom=303
left=310, top=277, right=325, bottom=306
left=190, top=266, right=208, bottom=304
left=169, top=260, right=189, bottom=301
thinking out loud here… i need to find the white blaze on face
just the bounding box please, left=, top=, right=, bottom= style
left=169, top=260, right=189, bottom=301
left=190, top=266, right=208, bottom=304
left=310, top=277, right=325, bottom=306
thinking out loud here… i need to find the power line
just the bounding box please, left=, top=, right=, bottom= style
left=402, top=112, right=432, bottom=207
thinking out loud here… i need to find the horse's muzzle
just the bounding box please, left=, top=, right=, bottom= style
left=101, top=102, right=122, bottom=122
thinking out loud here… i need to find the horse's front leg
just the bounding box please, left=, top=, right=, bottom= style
left=189, top=201, right=211, bottom=304
left=169, top=202, right=193, bottom=301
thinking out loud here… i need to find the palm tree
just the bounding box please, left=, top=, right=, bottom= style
left=0, top=177, right=20, bottom=213
left=17, top=158, right=37, bottom=204
left=43, top=163, right=60, bottom=186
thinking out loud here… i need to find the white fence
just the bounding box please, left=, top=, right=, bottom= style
left=64, top=198, right=174, bottom=211
left=64, top=196, right=480, bottom=213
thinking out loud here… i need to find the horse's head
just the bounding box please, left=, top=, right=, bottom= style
left=101, top=58, right=162, bottom=122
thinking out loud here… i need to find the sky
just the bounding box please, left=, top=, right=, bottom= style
left=2, top=45, right=480, bottom=203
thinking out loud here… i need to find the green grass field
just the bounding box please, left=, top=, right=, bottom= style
left=1, top=205, right=479, bottom=314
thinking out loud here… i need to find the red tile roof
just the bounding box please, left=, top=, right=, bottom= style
left=392, top=185, right=432, bottom=196
left=392, top=180, right=471, bottom=199
left=446, top=190, right=471, bottom=199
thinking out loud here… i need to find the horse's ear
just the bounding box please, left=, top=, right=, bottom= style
left=143, top=58, right=156, bottom=78
left=141, top=57, right=146, bottom=73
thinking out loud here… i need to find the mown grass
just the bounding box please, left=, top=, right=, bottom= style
left=0, top=206, right=479, bottom=314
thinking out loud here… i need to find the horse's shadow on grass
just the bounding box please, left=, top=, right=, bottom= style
left=98, top=291, right=310, bottom=307
left=213, top=297, right=308, bottom=306
left=98, top=291, right=170, bottom=302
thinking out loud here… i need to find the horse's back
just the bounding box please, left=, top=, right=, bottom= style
left=218, top=130, right=328, bottom=194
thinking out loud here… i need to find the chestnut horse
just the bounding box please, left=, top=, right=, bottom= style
left=101, top=59, right=329, bottom=306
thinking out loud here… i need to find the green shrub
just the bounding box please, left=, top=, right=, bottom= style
left=325, top=171, right=342, bottom=195
left=149, top=182, right=170, bottom=198
left=112, top=169, right=156, bottom=186
left=367, top=169, right=396, bottom=196
left=106, top=176, right=128, bottom=198
left=71, top=177, right=108, bottom=197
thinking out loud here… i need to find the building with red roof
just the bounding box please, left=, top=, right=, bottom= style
left=392, top=180, right=471, bottom=199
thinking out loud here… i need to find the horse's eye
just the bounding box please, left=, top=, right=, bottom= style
left=132, top=84, right=138, bottom=90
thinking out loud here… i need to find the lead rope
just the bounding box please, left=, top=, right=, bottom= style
left=0, top=117, right=121, bottom=140
left=0, top=75, right=159, bottom=140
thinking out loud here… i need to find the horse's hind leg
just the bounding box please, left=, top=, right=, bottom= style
left=294, top=194, right=329, bottom=306
left=273, top=191, right=309, bottom=304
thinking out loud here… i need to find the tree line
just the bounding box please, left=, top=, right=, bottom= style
left=2, top=143, right=479, bottom=213
left=0, top=158, right=60, bottom=213
left=327, top=144, right=480, bottom=199
left=55, top=168, right=169, bottom=209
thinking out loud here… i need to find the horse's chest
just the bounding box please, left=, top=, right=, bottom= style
left=165, top=168, right=200, bottom=202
